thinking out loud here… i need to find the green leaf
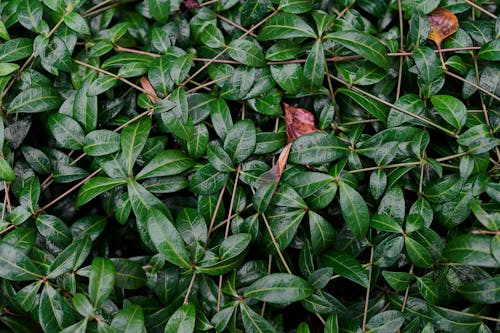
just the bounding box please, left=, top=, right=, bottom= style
left=48, top=113, right=85, bottom=149
left=164, top=303, right=196, bottom=333
left=223, top=119, right=257, bottom=163
left=241, top=0, right=270, bottom=26
left=456, top=277, right=500, bottom=304
left=321, top=250, right=369, bottom=287
left=73, top=80, right=98, bottom=132
left=371, top=214, right=403, bottom=233
left=121, top=118, right=152, bottom=176
left=270, top=64, right=303, bottom=95
left=279, top=0, right=313, bottom=14
left=146, top=0, right=170, bottom=24
left=35, top=213, right=72, bottom=248
left=405, top=236, right=434, bottom=268
left=337, top=87, right=388, bottom=122
left=0, top=242, right=41, bottom=280
left=258, top=12, right=317, bottom=41
left=0, top=158, right=15, bottom=181
left=470, top=199, right=498, bottom=231
left=198, top=233, right=251, bottom=275
left=326, top=31, right=388, bottom=70
left=48, top=236, right=92, bottom=278
left=147, top=207, right=192, bottom=268
left=63, top=12, right=90, bottom=35
left=382, top=271, right=415, bottom=291
left=89, top=257, right=116, bottom=309
left=210, top=98, right=233, bottom=140
left=430, top=95, right=467, bottom=130
left=387, top=94, right=425, bottom=128
left=289, top=132, right=347, bottom=165
left=111, top=305, right=145, bottom=333
left=244, top=273, right=314, bottom=303
left=189, top=163, right=228, bottom=195
left=18, top=0, right=44, bottom=32
left=73, top=293, right=94, bottom=318
left=366, top=310, right=405, bottom=333
left=413, top=46, right=444, bottom=97
left=8, top=86, right=62, bottom=114
left=443, top=234, right=498, bottom=267
left=137, top=150, right=193, bottom=179
left=83, top=130, right=121, bottom=156
left=110, top=258, right=147, bottom=289
left=0, top=62, right=19, bottom=76
left=338, top=182, right=370, bottom=239
left=303, top=40, right=324, bottom=92
left=39, top=283, right=74, bottom=333
left=263, top=207, right=305, bottom=251
left=478, top=39, right=500, bottom=61
left=15, top=281, right=42, bottom=312
left=239, top=302, right=277, bottom=333
left=77, top=177, right=127, bottom=207
left=88, top=75, right=117, bottom=96
left=21, top=145, right=51, bottom=174
left=0, top=38, right=33, bottom=62
left=308, top=211, right=336, bottom=255
left=227, top=39, right=265, bottom=67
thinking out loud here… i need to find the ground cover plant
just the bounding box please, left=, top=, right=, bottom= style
left=0, top=0, right=499, bottom=332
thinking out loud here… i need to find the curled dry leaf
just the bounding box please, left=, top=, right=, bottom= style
left=427, top=7, right=459, bottom=70
left=257, top=103, right=318, bottom=186
left=140, top=76, right=158, bottom=115
left=284, top=102, right=318, bottom=143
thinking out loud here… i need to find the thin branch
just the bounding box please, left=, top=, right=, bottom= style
left=396, top=0, right=404, bottom=100
left=330, top=75, right=459, bottom=138
left=183, top=273, right=197, bottom=304
left=463, top=0, right=497, bottom=19
left=445, top=70, right=500, bottom=103
left=261, top=213, right=292, bottom=275
left=361, top=246, right=374, bottom=332
left=214, top=12, right=257, bottom=38
left=401, top=265, right=414, bottom=312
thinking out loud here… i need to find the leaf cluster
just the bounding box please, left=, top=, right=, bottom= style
left=0, top=0, right=499, bottom=332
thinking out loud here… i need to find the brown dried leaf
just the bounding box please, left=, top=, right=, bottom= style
left=256, top=143, right=292, bottom=186
left=427, top=7, right=458, bottom=70
left=427, top=7, right=458, bottom=45
left=284, top=102, right=318, bottom=143
left=140, top=76, right=158, bottom=103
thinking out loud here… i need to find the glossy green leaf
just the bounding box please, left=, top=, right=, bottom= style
left=289, top=132, right=348, bottom=165
left=227, top=39, right=265, bottom=67
left=338, top=182, right=370, bottom=239
left=0, top=158, right=15, bottom=181
left=110, top=258, right=147, bottom=289
left=0, top=242, right=41, bottom=280
left=303, top=40, right=324, bottom=92
left=0, top=38, right=33, bottom=62
left=121, top=118, right=152, bottom=175
left=89, top=257, right=115, bottom=308
left=321, top=250, right=369, bottom=287
left=164, top=303, right=196, bottom=333
left=8, top=86, right=62, bottom=114
left=111, top=305, right=145, bottom=333
left=244, top=273, right=314, bottom=303
left=326, top=31, right=388, bottom=70
left=83, top=130, right=121, bottom=156
left=146, top=0, right=170, bottom=24
left=48, top=113, right=85, bottom=149
left=73, top=293, right=94, bottom=318
left=279, top=0, right=313, bottom=14
left=239, top=302, right=277, bottom=333
left=405, top=236, right=434, bottom=268
left=366, top=310, right=405, bottom=333
left=48, top=236, right=92, bottom=278
left=258, top=12, right=316, bottom=40
left=137, top=150, right=193, bottom=179
left=430, top=95, right=467, bottom=130
left=15, top=281, right=42, bottom=312
left=35, top=213, right=72, bottom=248
left=64, top=12, right=90, bottom=34
left=443, top=234, right=498, bottom=267
left=337, top=87, right=388, bottom=122
left=39, top=283, right=74, bottom=333
left=456, top=277, right=500, bottom=304
left=478, top=39, right=500, bottom=61
left=77, top=177, right=127, bottom=207
left=147, top=207, right=192, bottom=268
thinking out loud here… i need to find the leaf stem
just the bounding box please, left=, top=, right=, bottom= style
left=401, top=265, right=414, bottom=312
left=361, top=246, right=374, bottom=332
left=445, top=70, right=500, bottom=103
left=261, top=213, right=292, bottom=274
left=330, top=75, right=459, bottom=138
left=183, top=273, right=197, bottom=304
left=463, top=0, right=497, bottom=19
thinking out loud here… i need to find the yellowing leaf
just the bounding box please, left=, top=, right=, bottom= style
left=427, top=7, right=459, bottom=70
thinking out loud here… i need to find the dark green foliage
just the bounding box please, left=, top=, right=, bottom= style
left=0, top=1, right=499, bottom=332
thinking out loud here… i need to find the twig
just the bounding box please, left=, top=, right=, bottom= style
left=463, top=0, right=497, bottom=19
left=445, top=70, right=500, bottom=103
left=361, top=246, right=374, bottom=332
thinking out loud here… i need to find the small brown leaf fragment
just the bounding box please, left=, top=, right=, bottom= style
left=427, top=7, right=459, bottom=70
left=140, top=76, right=158, bottom=115
left=180, top=0, right=199, bottom=12
left=256, top=143, right=291, bottom=186
left=284, top=102, right=318, bottom=143
left=140, top=76, right=158, bottom=103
